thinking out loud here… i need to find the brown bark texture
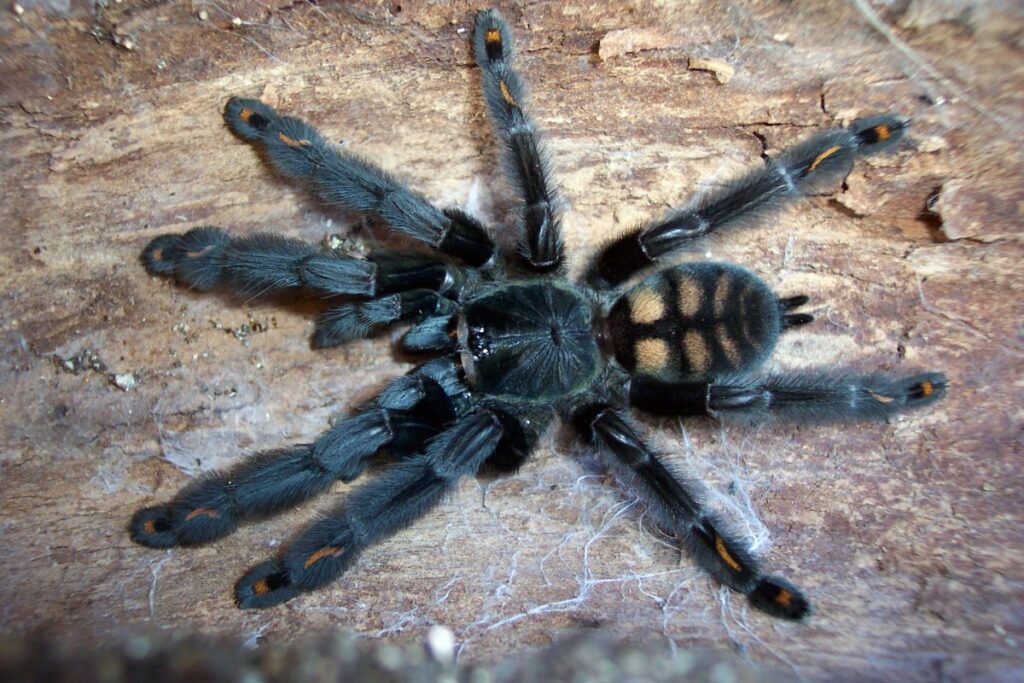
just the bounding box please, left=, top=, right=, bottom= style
left=1, top=1, right=1022, bottom=681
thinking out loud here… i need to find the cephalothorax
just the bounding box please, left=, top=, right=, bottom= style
left=131, top=10, right=945, bottom=619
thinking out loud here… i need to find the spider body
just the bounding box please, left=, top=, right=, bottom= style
left=460, top=281, right=600, bottom=400
left=130, top=9, right=946, bottom=620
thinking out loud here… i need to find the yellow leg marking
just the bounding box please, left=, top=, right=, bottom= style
left=150, top=248, right=163, bottom=262
left=919, top=380, right=934, bottom=397
left=875, top=124, right=890, bottom=142
left=716, top=323, right=741, bottom=367
left=630, top=287, right=666, bottom=324
left=808, top=145, right=841, bottom=172
left=713, top=273, right=731, bottom=318
left=485, top=28, right=501, bottom=45
left=185, top=244, right=215, bottom=259
left=869, top=391, right=895, bottom=404
left=185, top=507, right=221, bottom=521
left=304, top=546, right=345, bottom=569
left=683, top=330, right=710, bottom=376
left=715, top=535, right=742, bottom=572
left=239, top=108, right=253, bottom=123
left=776, top=588, right=793, bottom=607
left=143, top=519, right=157, bottom=534
left=278, top=132, right=311, bottom=148
left=252, top=578, right=270, bottom=595
left=499, top=80, right=517, bottom=107
left=635, top=338, right=670, bottom=374
left=676, top=275, right=702, bottom=318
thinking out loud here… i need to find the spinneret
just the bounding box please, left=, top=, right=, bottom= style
left=129, top=9, right=945, bottom=622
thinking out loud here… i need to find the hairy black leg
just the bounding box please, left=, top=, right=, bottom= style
left=473, top=9, right=564, bottom=273
left=401, top=315, right=457, bottom=353
left=142, top=227, right=460, bottom=299
left=222, top=97, right=496, bottom=268
left=129, top=364, right=462, bottom=549
left=235, top=408, right=515, bottom=608
left=313, top=289, right=456, bottom=348
left=575, top=405, right=810, bottom=620
left=630, top=371, right=947, bottom=421
left=588, top=115, right=910, bottom=288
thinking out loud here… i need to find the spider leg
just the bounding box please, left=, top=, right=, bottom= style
left=587, top=115, right=910, bottom=288
left=313, top=288, right=456, bottom=348
left=473, top=9, right=564, bottom=273
left=129, top=359, right=465, bottom=549
left=142, top=227, right=461, bottom=299
left=222, top=97, right=497, bottom=268
left=630, top=371, right=948, bottom=422
left=235, top=407, right=527, bottom=608
left=575, top=405, right=810, bottom=620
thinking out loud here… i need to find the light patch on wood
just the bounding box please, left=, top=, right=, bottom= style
left=635, top=338, right=669, bottom=374
left=683, top=330, right=710, bottom=376
left=716, top=323, right=741, bottom=367
left=676, top=275, right=702, bottom=318
left=630, top=287, right=666, bottom=324
left=688, top=57, right=736, bottom=84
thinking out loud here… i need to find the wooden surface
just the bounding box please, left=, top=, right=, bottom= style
left=1, top=1, right=1021, bottom=681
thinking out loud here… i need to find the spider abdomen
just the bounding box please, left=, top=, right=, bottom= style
left=606, top=262, right=781, bottom=382
left=458, top=282, right=599, bottom=400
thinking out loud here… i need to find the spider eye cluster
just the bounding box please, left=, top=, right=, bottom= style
left=605, top=263, right=781, bottom=381
left=467, top=326, right=493, bottom=358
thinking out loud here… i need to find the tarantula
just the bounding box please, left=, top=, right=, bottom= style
left=130, top=9, right=946, bottom=619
